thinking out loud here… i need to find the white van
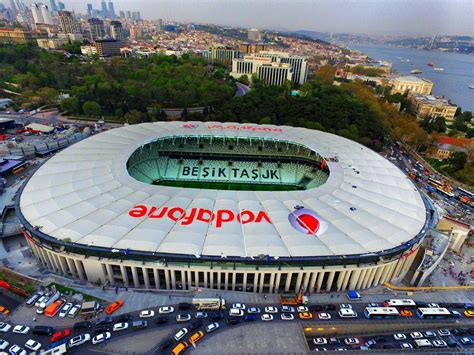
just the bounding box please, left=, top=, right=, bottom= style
left=338, top=309, right=357, bottom=318
left=414, top=339, right=433, bottom=348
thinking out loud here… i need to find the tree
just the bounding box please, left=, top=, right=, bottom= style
left=82, top=101, right=101, bottom=117
left=124, top=110, right=143, bottom=124
left=60, top=97, right=79, bottom=113
left=449, top=151, right=467, bottom=171
left=314, top=65, right=336, bottom=85
left=36, top=87, right=58, bottom=104
left=259, top=116, right=271, bottom=125
left=238, top=74, right=249, bottom=86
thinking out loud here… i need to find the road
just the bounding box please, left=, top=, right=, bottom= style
left=1, top=300, right=474, bottom=354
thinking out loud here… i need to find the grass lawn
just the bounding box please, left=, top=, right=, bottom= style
left=0, top=268, right=38, bottom=294
left=47, top=282, right=106, bottom=303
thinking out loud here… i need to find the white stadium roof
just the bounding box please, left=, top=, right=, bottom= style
left=19, top=122, right=426, bottom=258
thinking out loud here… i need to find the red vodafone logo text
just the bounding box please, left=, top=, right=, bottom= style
left=128, top=205, right=272, bottom=228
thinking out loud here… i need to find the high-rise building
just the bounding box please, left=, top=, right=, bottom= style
left=40, top=3, right=53, bottom=24
left=107, top=1, right=115, bottom=19
left=0, top=4, right=5, bottom=11
left=210, top=45, right=239, bottom=66
left=57, top=1, right=64, bottom=10
left=125, top=10, right=131, bottom=19
left=129, top=24, right=142, bottom=40
left=100, top=0, right=107, bottom=18
left=119, top=10, right=124, bottom=18
left=239, top=42, right=265, bottom=54
left=110, top=20, right=123, bottom=40
left=156, top=18, right=163, bottom=31
left=30, top=3, right=43, bottom=24
left=248, top=28, right=263, bottom=42
left=9, top=0, right=16, bottom=11
left=94, top=38, right=121, bottom=57
left=58, top=10, right=81, bottom=34
left=86, top=3, right=93, bottom=17
left=88, top=17, right=105, bottom=39
left=49, top=0, right=57, bottom=12
left=131, top=11, right=140, bottom=21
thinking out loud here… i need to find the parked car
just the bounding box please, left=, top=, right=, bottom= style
left=96, top=317, right=113, bottom=326
left=227, top=316, right=240, bottom=325
left=12, top=325, right=30, bottom=335
left=155, top=316, right=169, bottom=325
left=231, top=303, right=246, bottom=310
left=281, top=313, right=294, bottom=321
left=209, top=312, right=225, bottom=321
left=92, top=332, right=111, bottom=345
left=178, top=303, right=193, bottom=310
left=59, top=303, right=73, bottom=318
left=195, top=312, right=207, bottom=319
left=205, top=322, right=219, bottom=333
left=261, top=314, right=273, bottom=321
left=174, top=328, right=188, bottom=341
left=0, top=322, right=12, bottom=333
left=318, top=312, right=331, bottom=320
left=8, top=345, right=26, bottom=355
left=264, top=306, right=278, bottom=313
left=73, top=321, right=92, bottom=331
left=68, top=304, right=81, bottom=318
left=113, top=322, right=128, bottom=332
left=105, top=300, right=124, bottom=315
left=69, top=334, right=91, bottom=348
left=158, top=306, right=174, bottom=314
left=188, top=320, right=202, bottom=331
left=244, top=314, right=257, bottom=322
left=24, top=340, right=41, bottom=352
left=94, top=324, right=112, bottom=334
left=247, top=307, right=261, bottom=314
left=132, top=320, right=147, bottom=330
left=50, top=329, right=71, bottom=343
left=176, top=314, right=191, bottom=322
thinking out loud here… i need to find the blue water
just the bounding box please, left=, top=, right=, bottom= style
left=347, top=44, right=474, bottom=112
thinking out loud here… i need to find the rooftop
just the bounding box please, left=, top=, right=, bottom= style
left=395, top=76, right=433, bottom=84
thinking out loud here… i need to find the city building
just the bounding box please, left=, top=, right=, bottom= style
left=248, top=28, right=263, bottom=42
left=129, top=25, right=142, bottom=40
left=410, top=94, right=457, bottom=123
left=125, top=10, right=131, bottom=19
left=57, top=1, right=64, bottom=10
left=0, top=27, right=40, bottom=43
left=39, top=3, right=53, bottom=25
left=429, top=135, right=473, bottom=160
left=110, top=20, right=123, bottom=40
left=80, top=44, right=97, bottom=56
left=231, top=55, right=292, bottom=86
left=30, top=3, right=43, bottom=24
left=94, top=38, right=122, bottom=57
left=210, top=45, right=239, bottom=65
left=131, top=11, right=140, bottom=21
left=391, top=76, right=433, bottom=95
left=86, top=3, right=93, bottom=17
left=437, top=216, right=472, bottom=253
left=156, top=18, right=163, bottom=31
left=100, top=0, right=107, bottom=18
left=37, top=37, right=68, bottom=49
left=88, top=17, right=105, bottom=40
left=58, top=10, right=81, bottom=34
left=49, top=0, right=57, bottom=12
left=239, top=42, right=265, bottom=54
left=119, top=10, right=125, bottom=18
left=107, top=1, right=115, bottom=19
left=16, top=122, right=430, bottom=293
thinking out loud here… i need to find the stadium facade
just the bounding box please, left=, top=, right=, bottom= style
left=16, top=122, right=433, bottom=293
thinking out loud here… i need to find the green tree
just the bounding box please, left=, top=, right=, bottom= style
left=82, top=101, right=101, bottom=117
left=314, top=65, right=336, bottom=85
left=124, top=110, right=143, bottom=124
left=449, top=151, right=467, bottom=171
left=238, top=75, right=249, bottom=86
left=60, top=97, right=79, bottom=113
left=36, top=87, right=58, bottom=104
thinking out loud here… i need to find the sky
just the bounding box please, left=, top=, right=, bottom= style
left=64, top=0, right=473, bottom=36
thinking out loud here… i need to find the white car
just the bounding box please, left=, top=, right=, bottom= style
left=69, top=334, right=91, bottom=348
left=338, top=309, right=357, bottom=318
left=318, top=312, right=331, bottom=320
left=24, top=340, right=41, bottom=352
left=0, top=339, right=9, bottom=350
left=229, top=308, right=244, bottom=317
left=313, top=338, right=327, bottom=345
left=174, top=327, right=188, bottom=341
left=0, top=322, right=12, bottom=332
left=264, top=306, right=278, bottom=313
left=158, top=306, right=174, bottom=314
left=261, top=314, right=273, bottom=321
left=195, top=312, right=207, bottom=319
left=297, top=306, right=308, bottom=312
left=34, top=296, right=48, bottom=307
left=460, top=337, right=472, bottom=345
left=281, top=313, right=294, bottom=321
left=92, top=332, right=111, bottom=345
left=139, top=310, right=155, bottom=318
left=247, top=307, right=261, bottom=314
left=437, top=329, right=451, bottom=337
left=59, top=303, right=72, bottom=318
left=113, top=322, right=129, bottom=332
left=433, top=340, right=447, bottom=348
left=8, top=345, right=26, bottom=355
left=344, top=338, right=359, bottom=346
left=12, top=325, right=30, bottom=335
left=68, top=304, right=81, bottom=317
left=393, top=333, right=406, bottom=340
left=36, top=307, right=44, bottom=315
left=231, top=303, right=246, bottom=310
left=176, top=314, right=191, bottom=322
left=400, top=343, right=413, bottom=349
left=340, top=304, right=352, bottom=309
left=410, top=332, right=423, bottom=339
left=205, top=322, right=219, bottom=333
left=281, top=305, right=295, bottom=313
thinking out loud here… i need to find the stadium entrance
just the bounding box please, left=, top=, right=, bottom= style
left=127, top=135, right=330, bottom=191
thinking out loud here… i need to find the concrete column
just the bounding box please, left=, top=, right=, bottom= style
left=392, top=259, right=404, bottom=280
left=295, top=272, right=303, bottom=292
left=153, top=268, right=159, bottom=289
left=181, top=270, right=187, bottom=290
left=356, top=269, right=367, bottom=289
left=217, top=272, right=222, bottom=290
left=387, top=262, right=398, bottom=283
left=349, top=269, right=361, bottom=290
left=170, top=269, right=176, bottom=290
left=194, top=271, right=199, bottom=288
left=47, top=252, right=59, bottom=273
left=164, top=269, right=170, bottom=289
left=131, top=266, right=140, bottom=288
left=341, top=270, right=352, bottom=290
left=210, top=272, right=214, bottom=289
left=326, top=271, right=336, bottom=292
left=204, top=272, right=208, bottom=289
left=308, top=272, right=318, bottom=293
left=66, top=258, right=78, bottom=278
left=187, top=270, right=193, bottom=290
left=230, top=273, right=236, bottom=291
left=142, top=268, right=150, bottom=289
left=381, top=263, right=395, bottom=284
left=259, top=273, right=265, bottom=293
left=224, top=273, right=229, bottom=290
left=253, top=273, right=259, bottom=292
left=362, top=268, right=376, bottom=289
left=284, top=273, right=292, bottom=292
left=274, top=273, right=281, bottom=293
left=336, top=270, right=346, bottom=291
left=269, top=273, right=276, bottom=293
left=120, top=265, right=130, bottom=287
left=316, top=271, right=325, bottom=292
left=242, top=273, right=248, bottom=291
left=372, top=265, right=385, bottom=287
left=106, top=264, right=115, bottom=285
left=39, top=249, right=51, bottom=269
left=74, top=259, right=86, bottom=281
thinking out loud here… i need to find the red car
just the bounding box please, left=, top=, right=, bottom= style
left=50, top=328, right=71, bottom=343
left=105, top=299, right=124, bottom=315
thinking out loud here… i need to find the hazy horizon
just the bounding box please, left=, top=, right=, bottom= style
left=57, top=0, right=474, bottom=36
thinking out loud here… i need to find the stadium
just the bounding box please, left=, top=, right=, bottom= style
left=15, top=121, right=433, bottom=293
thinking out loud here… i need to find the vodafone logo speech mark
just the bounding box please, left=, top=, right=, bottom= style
left=181, top=123, right=199, bottom=129
left=180, top=122, right=284, bottom=133
left=128, top=205, right=272, bottom=228
left=288, top=206, right=328, bottom=236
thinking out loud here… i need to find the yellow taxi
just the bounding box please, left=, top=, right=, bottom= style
left=298, top=312, right=314, bottom=320
left=464, top=310, right=474, bottom=318
left=400, top=309, right=413, bottom=317
left=172, top=341, right=188, bottom=355
left=189, top=330, right=204, bottom=344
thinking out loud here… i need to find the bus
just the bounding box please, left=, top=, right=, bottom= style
left=191, top=298, right=226, bottom=310
left=383, top=299, right=417, bottom=308
left=428, top=177, right=443, bottom=188
left=437, top=188, right=454, bottom=198
left=458, top=187, right=473, bottom=199
left=364, top=307, right=400, bottom=319
left=416, top=307, right=451, bottom=319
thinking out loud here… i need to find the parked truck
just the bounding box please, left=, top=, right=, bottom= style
left=279, top=289, right=308, bottom=306
left=191, top=298, right=226, bottom=310
left=81, top=300, right=102, bottom=319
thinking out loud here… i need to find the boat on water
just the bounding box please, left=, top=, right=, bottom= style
left=411, top=69, right=422, bottom=74
left=427, top=63, right=434, bottom=67
left=433, top=67, right=444, bottom=71
left=469, top=84, right=474, bottom=89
